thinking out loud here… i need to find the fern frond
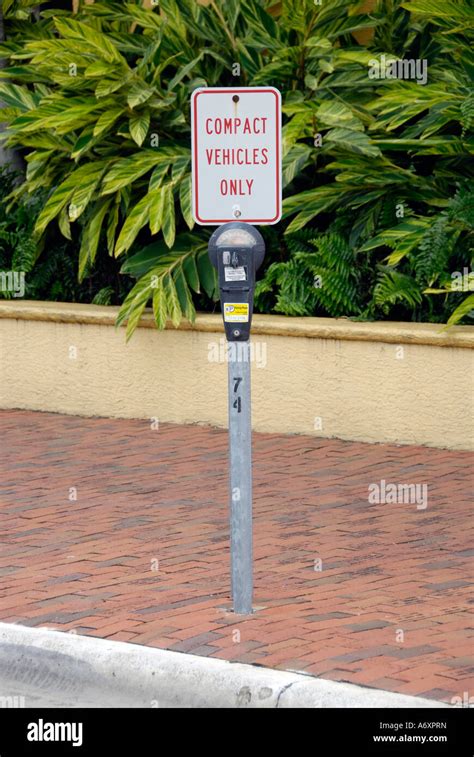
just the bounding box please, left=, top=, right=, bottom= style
left=374, top=268, right=423, bottom=314
left=414, top=217, right=453, bottom=285
left=448, top=185, right=474, bottom=230
left=92, top=286, right=114, bottom=306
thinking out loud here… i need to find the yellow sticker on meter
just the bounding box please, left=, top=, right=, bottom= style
left=224, top=303, right=249, bottom=322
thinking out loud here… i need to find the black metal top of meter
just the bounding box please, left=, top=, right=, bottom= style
left=208, top=223, right=266, bottom=342
left=208, top=222, right=265, bottom=269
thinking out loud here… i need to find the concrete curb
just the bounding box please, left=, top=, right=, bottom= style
left=0, top=624, right=448, bottom=709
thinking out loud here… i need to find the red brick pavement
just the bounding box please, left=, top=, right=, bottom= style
left=0, top=410, right=472, bottom=703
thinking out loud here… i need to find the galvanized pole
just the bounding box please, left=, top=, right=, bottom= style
left=227, top=339, right=252, bottom=615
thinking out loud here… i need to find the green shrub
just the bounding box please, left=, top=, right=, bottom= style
left=0, top=167, right=133, bottom=303
left=0, top=0, right=472, bottom=332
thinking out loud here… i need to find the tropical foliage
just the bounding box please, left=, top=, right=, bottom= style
left=0, top=167, right=133, bottom=303
left=0, top=0, right=472, bottom=334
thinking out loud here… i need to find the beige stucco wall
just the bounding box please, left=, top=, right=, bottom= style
left=0, top=301, right=473, bottom=450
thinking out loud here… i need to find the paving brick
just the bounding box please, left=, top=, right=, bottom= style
left=167, top=632, right=224, bottom=653
left=387, top=645, right=441, bottom=659
left=347, top=620, right=393, bottom=632
left=419, top=688, right=456, bottom=702
left=0, top=409, right=471, bottom=704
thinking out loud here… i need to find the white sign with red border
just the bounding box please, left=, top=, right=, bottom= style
left=191, top=87, right=282, bottom=225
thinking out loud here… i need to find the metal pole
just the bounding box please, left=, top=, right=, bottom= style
left=227, top=339, right=252, bottom=614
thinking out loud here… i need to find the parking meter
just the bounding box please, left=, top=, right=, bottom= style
left=208, top=222, right=265, bottom=342
left=207, top=222, right=265, bottom=615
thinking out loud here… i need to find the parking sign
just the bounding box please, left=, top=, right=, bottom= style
left=191, top=87, right=282, bottom=225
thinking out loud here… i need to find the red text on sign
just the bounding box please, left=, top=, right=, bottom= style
left=205, top=117, right=268, bottom=135
left=220, top=179, right=254, bottom=196
left=205, top=148, right=268, bottom=166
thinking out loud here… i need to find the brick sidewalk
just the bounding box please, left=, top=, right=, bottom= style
left=0, top=410, right=472, bottom=703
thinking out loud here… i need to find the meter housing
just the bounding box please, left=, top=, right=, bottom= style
left=208, top=222, right=265, bottom=342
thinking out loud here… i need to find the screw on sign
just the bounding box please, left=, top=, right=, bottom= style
left=196, top=88, right=282, bottom=615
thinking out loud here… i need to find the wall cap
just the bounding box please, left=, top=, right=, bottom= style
left=0, top=299, right=472, bottom=348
